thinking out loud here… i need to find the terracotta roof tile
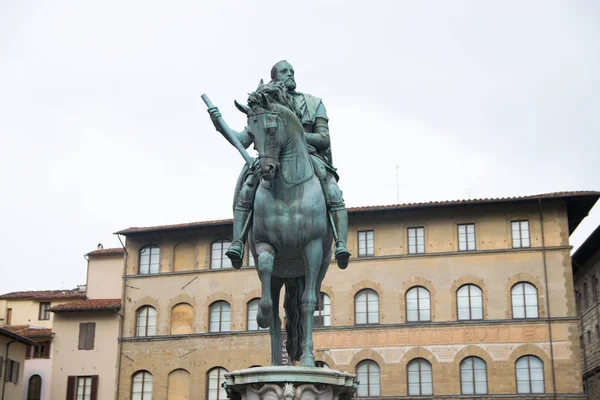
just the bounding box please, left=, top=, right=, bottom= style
left=0, top=289, right=86, bottom=301
left=3, top=325, right=52, bottom=338
left=0, top=327, right=39, bottom=346
left=51, top=298, right=121, bottom=312
left=86, top=247, right=125, bottom=256
left=115, top=191, right=600, bottom=235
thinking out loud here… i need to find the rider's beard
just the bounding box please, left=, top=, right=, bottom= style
left=285, top=77, right=297, bottom=91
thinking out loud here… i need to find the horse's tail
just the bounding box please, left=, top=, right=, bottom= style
left=283, top=276, right=305, bottom=363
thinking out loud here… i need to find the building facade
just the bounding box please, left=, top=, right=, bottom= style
left=573, top=224, right=600, bottom=399
left=114, top=191, right=599, bottom=399
left=0, top=289, right=86, bottom=400
left=49, top=246, right=124, bottom=400
left=0, top=327, right=39, bottom=400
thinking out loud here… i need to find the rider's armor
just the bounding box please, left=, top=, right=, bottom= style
left=227, top=91, right=350, bottom=269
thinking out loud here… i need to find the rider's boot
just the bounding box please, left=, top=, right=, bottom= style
left=226, top=208, right=248, bottom=269
left=331, top=206, right=351, bottom=269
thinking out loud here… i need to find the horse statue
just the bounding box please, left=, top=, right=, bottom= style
left=229, top=82, right=333, bottom=367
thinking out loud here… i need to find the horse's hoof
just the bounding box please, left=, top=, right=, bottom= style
left=257, top=307, right=272, bottom=329
left=299, top=355, right=315, bottom=367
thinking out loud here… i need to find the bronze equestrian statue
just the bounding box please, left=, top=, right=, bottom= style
left=203, top=62, right=350, bottom=366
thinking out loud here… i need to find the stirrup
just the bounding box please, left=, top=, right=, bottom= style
left=226, top=240, right=244, bottom=269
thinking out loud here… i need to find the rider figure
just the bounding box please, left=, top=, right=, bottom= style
left=208, top=60, right=351, bottom=270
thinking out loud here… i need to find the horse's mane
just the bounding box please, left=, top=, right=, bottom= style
left=247, top=81, right=298, bottom=118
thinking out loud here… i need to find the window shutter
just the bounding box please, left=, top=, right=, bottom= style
left=66, top=376, right=76, bottom=400
left=44, top=342, right=51, bottom=358
left=90, top=375, right=99, bottom=400
left=4, top=360, right=11, bottom=382
left=26, top=345, right=32, bottom=359
left=0, top=355, right=3, bottom=378
left=86, top=323, right=96, bottom=350
left=78, top=323, right=86, bottom=350
left=12, top=360, right=19, bottom=383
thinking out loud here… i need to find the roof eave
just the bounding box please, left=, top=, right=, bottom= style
left=114, top=191, right=600, bottom=237
left=0, top=328, right=39, bottom=346
left=52, top=307, right=121, bottom=313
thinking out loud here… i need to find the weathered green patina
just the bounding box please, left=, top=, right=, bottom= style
left=203, top=62, right=350, bottom=366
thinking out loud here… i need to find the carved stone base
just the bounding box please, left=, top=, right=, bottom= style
left=224, top=367, right=357, bottom=400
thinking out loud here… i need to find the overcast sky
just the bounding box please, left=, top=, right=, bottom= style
left=0, top=1, right=598, bottom=294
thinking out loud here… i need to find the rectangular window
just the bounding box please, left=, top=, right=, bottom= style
left=457, top=223, right=476, bottom=251
left=28, top=342, right=51, bottom=359
left=77, top=376, right=92, bottom=400
left=594, top=276, right=599, bottom=302
left=39, top=302, right=51, bottom=320
left=78, top=323, right=96, bottom=350
left=588, top=331, right=592, bottom=344
left=4, top=359, right=19, bottom=383
left=6, top=308, right=11, bottom=325
left=358, top=230, right=374, bottom=257
left=408, top=227, right=425, bottom=254
left=511, top=220, right=530, bottom=248
left=0, top=356, right=3, bottom=379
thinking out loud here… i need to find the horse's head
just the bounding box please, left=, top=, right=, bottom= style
left=236, top=81, right=294, bottom=181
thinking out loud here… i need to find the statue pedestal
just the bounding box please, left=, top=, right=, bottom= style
left=224, top=367, right=357, bottom=400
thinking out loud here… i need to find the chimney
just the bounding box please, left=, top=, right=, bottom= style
left=97, top=243, right=103, bottom=250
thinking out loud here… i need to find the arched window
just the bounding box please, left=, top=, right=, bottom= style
left=211, top=239, right=232, bottom=269
left=516, top=355, right=544, bottom=394
left=207, top=367, right=228, bottom=400
left=131, top=371, right=152, bottom=400
left=314, top=292, right=331, bottom=327
left=355, top=289, right=379, bottom=324
left=356, top=360, right=380, bottom=397
left=407, top=358, right=433, bottom=396
left=27, top=374, right=42, bottom=400
left=168, top=369, right=190, bottom=400
left=209, top=301, right=231, bottom=332
left=460, top=357, right=487, bottom=394
left=511, top=282, right=539, bottom=318
left=170, top=303, right=194, bottom=334
left=316, top=361, right=330, bottom=368
left=406, top=286, right=431, bottom=322
left=457, top=284, right=483, bottom=320
left=136, top=306, right=157, bottom=337
left=247, top=298, right=267, bottom=331
left=139, top=245, right=160, bottom=274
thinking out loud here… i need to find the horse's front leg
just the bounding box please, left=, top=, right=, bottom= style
left=300, top=239, right=323, bottom=366
left=255, top=242, right=275, bottom=329
left=270, top=277, right=284, bottom=365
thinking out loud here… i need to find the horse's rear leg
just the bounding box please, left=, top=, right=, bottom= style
left=300, top=239, right=323, bottom=366
left=256, top=244, right=275, bottom=328
left=270, top=277, right=284, bottom=365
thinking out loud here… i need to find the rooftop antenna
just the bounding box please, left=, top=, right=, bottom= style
left=395, top=165, right=408, bottom=203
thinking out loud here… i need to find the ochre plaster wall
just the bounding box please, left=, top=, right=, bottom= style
left=50, top=312, right=120, bottom=400
left=116, top=199, right=582, bottom=398
left=3, top=299, right=74, bottom=328
left=0, top=336, right=28, bottom=400
left=86, top=254, right=124, bottom=299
